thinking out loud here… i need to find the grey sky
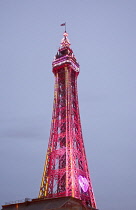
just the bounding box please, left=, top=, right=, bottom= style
left=0, top=1, right=136, bottom=210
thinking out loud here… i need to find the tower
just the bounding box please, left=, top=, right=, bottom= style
left=39, top=32, right=97, bottom=209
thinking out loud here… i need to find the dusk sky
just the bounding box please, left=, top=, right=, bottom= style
left=0, top=1, right=136, bottom=210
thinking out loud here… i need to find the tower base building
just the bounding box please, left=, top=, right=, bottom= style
left=2, top=197, right=98, bottom=210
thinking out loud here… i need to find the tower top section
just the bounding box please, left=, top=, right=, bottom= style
left=60, top=32, right=71, bottom=48
left=52, top=32, right=80, bottom=74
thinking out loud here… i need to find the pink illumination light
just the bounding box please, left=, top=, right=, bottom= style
left=78, top=175, right=89, bottom=192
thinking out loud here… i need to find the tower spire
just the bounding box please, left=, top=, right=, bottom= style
left=60, top=31, right=71, bottom=48
left=39, top=32, right=97, bottom=209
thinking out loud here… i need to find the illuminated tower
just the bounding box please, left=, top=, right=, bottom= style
left=39, top=32, right=97, bottom=209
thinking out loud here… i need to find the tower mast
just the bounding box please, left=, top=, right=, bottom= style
left=39, top=31, right=97, bottom=209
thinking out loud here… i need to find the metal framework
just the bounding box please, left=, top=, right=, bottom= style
left=39, top=32, right=97, bottom=209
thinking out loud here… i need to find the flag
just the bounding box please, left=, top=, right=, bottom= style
left=60, top=23, right=66, bottom=26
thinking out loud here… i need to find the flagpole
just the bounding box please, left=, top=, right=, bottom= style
left=60, top=22, right=67, bottom=32
left=65, top=22, right=66, bottom=32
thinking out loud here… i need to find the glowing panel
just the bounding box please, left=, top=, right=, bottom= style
left=78, top=175, right=89, bottom=192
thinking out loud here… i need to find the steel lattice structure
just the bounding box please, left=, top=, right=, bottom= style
left=39, top=32, right=97, bottom=209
